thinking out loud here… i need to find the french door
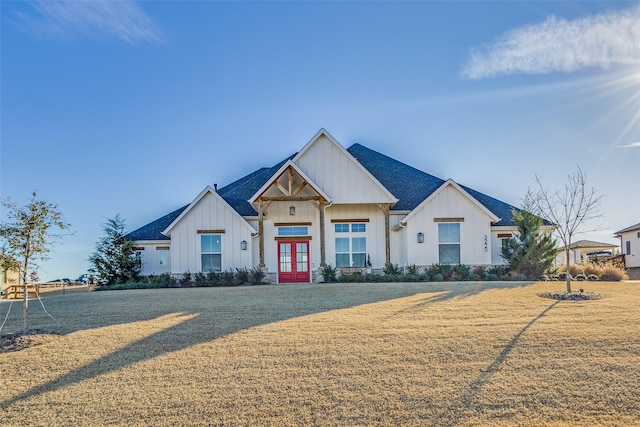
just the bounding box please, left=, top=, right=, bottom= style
left=278, top=241, right=310, bottom=283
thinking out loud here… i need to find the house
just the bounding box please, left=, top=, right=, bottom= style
left=554, top=240, right=618, bottom=265
left=614, top=223, right=640, bottom=269
left=128, top=129, right=529, bottom=283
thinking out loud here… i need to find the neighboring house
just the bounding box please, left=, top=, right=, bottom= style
left=1, top=262, right=19, bottom=292
left=128, top=129, right=533, bottom=283
left=554, top=240, right=618, bottom=265
left=614, top=223, right=640, bottom=269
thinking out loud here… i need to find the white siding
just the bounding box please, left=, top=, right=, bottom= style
left=294, top=135, right=395, bottom=205
left=403, top=185, right=494, bottom=266
left=621, top=230, right=640, bottom=268
left=491, top=228, right=516, bottom=265
left=136, top=241, right=172, bottom=276
left=325, top=204, right=387, bottom=268
left=169, top=192, right=254, bottom=274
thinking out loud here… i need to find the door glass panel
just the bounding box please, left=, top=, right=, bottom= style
left=296, top=243, right=308, bottom=272
left=280, top=243, right=291, bottom=272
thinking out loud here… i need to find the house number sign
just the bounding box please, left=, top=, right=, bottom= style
left=483, top=235, right=488, bottom=252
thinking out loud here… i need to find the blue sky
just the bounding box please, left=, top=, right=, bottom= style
left=1, top=1, right=639, bottom=281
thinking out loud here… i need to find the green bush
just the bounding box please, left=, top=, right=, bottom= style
left=383, top=262, right=401, bottom=275
left=320, top=264, right=337, bottom=283
left=178, top=271, right=192, bottom=288
left=431, top=273, right=444, bottom=282
left=234, top=268, right=250, bottom=285
left=249, top=267, right=266, bottom=286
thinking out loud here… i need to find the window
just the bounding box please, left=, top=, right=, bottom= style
left=501, top=238, right=510, bottom=252
left=278, top=226, right=309, bottom=236
left=335, top=222, right=367, bottom=267
left=334, top=224, right=349, bottom=233
left=626, top=241, right=631, bottom=256
left=201, top=234, right=222, bottom=271
left=159, top=250, right=168, bottom=266
left=351, top=223, right=366, bottom=232
left=438, top=222, right=460, bottom=264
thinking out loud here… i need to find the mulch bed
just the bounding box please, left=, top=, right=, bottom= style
left=1, top=329, right=60, bottom=353
left=539, top=291, right=602, bottom=301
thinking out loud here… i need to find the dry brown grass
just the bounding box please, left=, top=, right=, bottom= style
left=1, top=281, right=639, bottom=426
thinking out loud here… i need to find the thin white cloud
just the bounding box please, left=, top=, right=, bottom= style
left=617, top=141, right=640, bottom=148
left=463, top=6, right=640, bottom=79
left=19, top=0, right=163, bottom=44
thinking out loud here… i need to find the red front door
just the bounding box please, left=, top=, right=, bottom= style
left=278, top=241, right=310, bottom=283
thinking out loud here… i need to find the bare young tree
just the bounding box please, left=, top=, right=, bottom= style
left=0, top=192, right=70, bottom=333
left=525, top=167, right=603, bottom=293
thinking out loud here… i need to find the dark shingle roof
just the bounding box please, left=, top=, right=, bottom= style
left=217, top=155, right=295, bottom=216
left=127, top=205, right=187, bottom=241
left=129, top=143, right=521, bottom=241
left=346, top=143, right=445, bottom=211
left=347, top=143, right=518, bottom=226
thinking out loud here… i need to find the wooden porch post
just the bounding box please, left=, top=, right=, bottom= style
left=319, top=199, right=326, bottom=266
left=258, top=201, right=265, bottom=268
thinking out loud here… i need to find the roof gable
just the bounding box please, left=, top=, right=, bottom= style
left=249, top=160, right=331, bottom=205
left=401, top=179, right=501, bottom=225
left=163, top=186, right=256, bottom=236
left=347, top=143, right=520, bottom=226
left=293, top=129, right=397, bottom=205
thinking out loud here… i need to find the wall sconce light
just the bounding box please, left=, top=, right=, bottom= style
left=289, top=205, right=296, bottom=216
left=417, top=232, right=424, bottom=243
left=240, top=240, right=247, bottom=250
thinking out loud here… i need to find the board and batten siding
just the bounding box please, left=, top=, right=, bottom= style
left=404, top=185, right=494, bottom=266
left=168, top=192, right=254, bottom=274
left=135, top=241, right=171, bottom=276
left=491, top=228, right=516, bottom=265
left=294, top=135, right=395, bottom=205
left=325, top=204, right=388, bottom=269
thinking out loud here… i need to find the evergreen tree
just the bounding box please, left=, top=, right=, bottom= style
left=501, top=209, right=557, bottom=279
left=90, top=215, right=140, bottom=285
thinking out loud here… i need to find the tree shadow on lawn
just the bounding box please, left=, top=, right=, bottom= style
left=444, top=299, right=562, bottom=427
left=0, top=280, right=535, bottom=409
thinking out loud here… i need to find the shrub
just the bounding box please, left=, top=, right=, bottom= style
left=383, top=262, right=402, bottom=276
left=249, top=267, right=266, bottom=285
left=432, top=273, right=444, bottom=282
left=221, top=270, right=235, bottom=286
left=194, top=272, right=208, bottom=287
left=207, top=270, right=222, bottom=287
left=234, top=268, right=250, bottom=286
left=406, top=264, right=420, bottom=275
left=178, top=271, right=192, bottom=288
left=599, top=265, right=628, bottom=281
left=453, top=264, right=471, bottom=281
left=320, top=264, right=337, bottom=283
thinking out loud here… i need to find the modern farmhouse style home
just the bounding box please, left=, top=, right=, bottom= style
left=128, top=129, right=523, bottom=283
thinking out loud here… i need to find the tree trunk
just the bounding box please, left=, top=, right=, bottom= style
left=565, top=247, right=572, bottom=293
left=21, top=268, right=29, bottom=334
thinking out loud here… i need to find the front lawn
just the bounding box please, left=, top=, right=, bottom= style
left=1, top=281, right=638, bottom=426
